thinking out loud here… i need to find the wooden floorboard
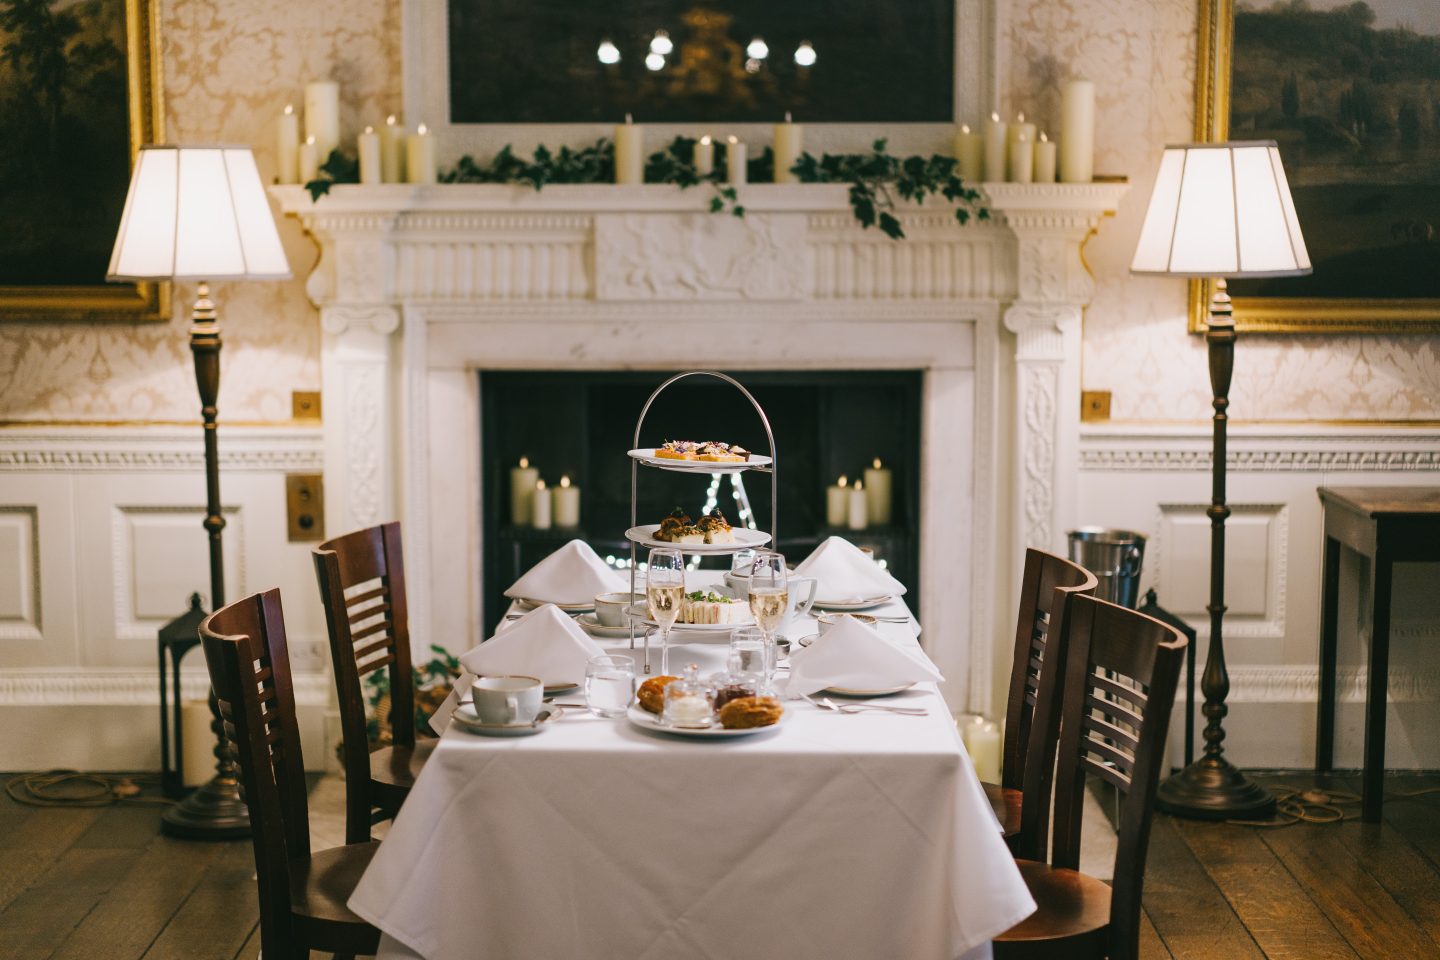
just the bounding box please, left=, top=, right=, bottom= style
left=1139, top=815, right=1266, bottom=959
left=143, top=841, right=259, bottom=960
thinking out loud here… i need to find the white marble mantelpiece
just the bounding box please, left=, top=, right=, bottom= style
left=273, top=180, right=1127, bottom=715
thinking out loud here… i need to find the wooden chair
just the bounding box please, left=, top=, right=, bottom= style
left=199, top=588, right=381, bottom=960
left=314, top=522, right=435, bottom=845
left=989, top=549, right=1098, bottom=859
left=994, top=594, right=1187, bottom=960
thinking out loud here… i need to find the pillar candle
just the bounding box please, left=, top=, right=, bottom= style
left=694, top=136, right=714, bottom=176
left=1034, top=132, right=1058, bottom=183
left=358, top=125, right=381, bottom=184
left=407, top=123, right=436, bottom=184
left=614, top=113, right=644, bottom=184
left=181, top=699, right=214, bottom=787
left=726, top=136, right=747, bottom=185
left=825, top=475, right=849, bottom=527
left=381, top=114, right=407, bottom=183
left=1006, top=112, right=1036, bottom=182
left=863, top=458, right=893, bottom=526
left=532, top=480, right=552, bottom=529
left=553, top=475, right=581, bottom=527
left=1060, top=80, right=1096, bottom=183
left=847, top=480, right=868, bottom=531
left=773, top=112, right=802, bottom=183
left=1010, top=131, right=1034, bottom=183
left=275, top=104, right=300, bottom=184
left=952, top=123, right=984, bottom=183
left=510, top=457, right=539, bottom=525
left=983, top=112, right=1007, bottom=182
left=298, top=136, right=319, bottom=184
left=962, top=717, right=1002, bottom=783
left=304, top=80, right=340, bottom=160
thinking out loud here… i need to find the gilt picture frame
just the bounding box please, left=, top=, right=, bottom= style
left=1192, top=0, right=1440, bottom=333
left=0, top=0, right=168, bottom=323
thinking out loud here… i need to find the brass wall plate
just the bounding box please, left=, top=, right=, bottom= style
left=285, top=474, right=324, bottom=541
left=291, top=391, right=321, bottom=420
left=1081, top=390, right=1112, bottom=422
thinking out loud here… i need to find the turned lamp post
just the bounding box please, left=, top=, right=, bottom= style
left=1130, top=141, right=1310, bottom=819
left=108, top=145, right=291, bottom=838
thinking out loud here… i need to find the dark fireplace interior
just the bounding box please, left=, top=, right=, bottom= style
left=480, top=370, right=922, bottom=635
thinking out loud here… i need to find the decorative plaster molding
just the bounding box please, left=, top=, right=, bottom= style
left=1080, top=429, right=1440, bottom=472
left=1227, top=664, right=1440, bottom=704
left=0, top=668, right=330, bottom=706
left=321, top=304, right=401, bottom=336
left=0, top=427, right=324, bottom=473
left=1021, top=364, right=1059, bottom=549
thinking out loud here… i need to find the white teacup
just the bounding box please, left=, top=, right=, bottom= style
left=471, top=675, right=543, bottom=725
left=816, top=612, right=877, bottom=635
left=595, top=591, right=644, bottom=628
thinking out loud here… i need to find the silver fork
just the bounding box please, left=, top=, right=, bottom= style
left=804, top=694, right=927, bottom=716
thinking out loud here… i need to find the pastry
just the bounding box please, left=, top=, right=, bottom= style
left=637, top=675, right=680, bottom=714
left=695, top=508, right=735, bottom=544
left=656, top=507, right=691, bottom=542
left=719, top=696, right=784, bottom=729
left=696, top=442, right=748, bottom=463
left=680, top=589, right=753, bottom=625
left=655, top=440, right=700, bottom=460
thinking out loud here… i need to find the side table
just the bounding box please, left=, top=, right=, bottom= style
left=1315, top=486, right=1440, bottom=823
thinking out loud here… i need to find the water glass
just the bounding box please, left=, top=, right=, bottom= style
left=728, top=626, right=771, bottom=683
left=584, top=654, right=635, bottom=718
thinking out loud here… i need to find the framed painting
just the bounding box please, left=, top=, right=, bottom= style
left=1193, top=0, right=1440, bottom=332
left=0, top=0, right=167, bottom=322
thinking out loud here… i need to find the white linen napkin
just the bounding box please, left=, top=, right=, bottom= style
left=426, top=671, right=477, bottom=736
left=460, top=603, right=603, bottom=687
left=785, top=615, right=942, bottom=698
left=504, top=539, right=626, bottom=606
left=793, top=536, right=907, bottom=602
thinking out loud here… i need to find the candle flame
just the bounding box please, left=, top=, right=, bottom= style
left=784, top=111, right=792, bottom=123
left=855, top=480, right=864, bottom=491
left=417, top=123, right=429, bottom=135
left=873, top=457, right=882, bottom=469
left=960, top=123, right=970, bottom=134
left=536, top=479, right=547, bottom=490
left=386, top=114, right=398, bottom=125
left=284, top=104, right=294, bottom=115
left=728, top=135, right=739, bottom=144
left=1017, top=111, right=1026, bottom=123
left=519, top=456, right=529, bottom=468
left=560, top=475, right=571, bottom=488
left=991, top=111, right=1000, bottom=122
left=305, top=135, right=314, bottom=144
left=838, top=475, right=848, bottom=487
left=700, top=135, right=712, bottom=145
left=1040, top=131, right=1049, bottom=142
left=364, top=125, right=374, bottom=134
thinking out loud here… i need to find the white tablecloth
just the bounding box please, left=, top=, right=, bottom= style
left=351, top=581, right=1034, bottom=960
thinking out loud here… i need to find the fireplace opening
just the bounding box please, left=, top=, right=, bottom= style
left=479, top=370, right=923, bottom=634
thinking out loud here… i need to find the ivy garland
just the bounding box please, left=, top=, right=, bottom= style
left=304, top=136, right=987, bottom=240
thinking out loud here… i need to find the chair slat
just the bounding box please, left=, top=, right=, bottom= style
left=1081, top=754, right=1131, bottom=791
left=1082, top=712, right=1141, bottom=754
left=353, top=636, right=393, bottom=662
left=1080, top=734, right=1136, bottom=774
left=1091, top=672, right=1148, bottom=709
left=344, top=585, right=388, bottom=609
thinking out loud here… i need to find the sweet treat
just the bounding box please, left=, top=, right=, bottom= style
left=655, top=440, right=700, bottom=460
left=719, top=696, right=784, bottom=729
left=656, top=507, right=690, bottom=542
left=637, top=675, right=680, bottom=714
left=662, top=663, right=715, bottom=729
left=696, top=508, right=735, bottom=544
left=712, top=679, right=759, bottom=711
left=653, top=440, right=751, bottom=463
left=680, top=589, right=753, bottom=625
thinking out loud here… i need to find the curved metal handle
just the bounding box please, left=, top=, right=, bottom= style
left=1119, top=545, right=1143, bottom=578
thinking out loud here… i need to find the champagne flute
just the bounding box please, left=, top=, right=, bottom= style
left=646, top=547, right=685, bottom=675
left=748, top=551, right=789, bottom=685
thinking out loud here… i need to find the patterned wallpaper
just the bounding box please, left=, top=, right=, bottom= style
left=0, top=0, right=1436, bottom=422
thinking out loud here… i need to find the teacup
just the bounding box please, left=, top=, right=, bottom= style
left=815, top=612, right=878, bottom=635
left=595, top=591, right=644, bottom=627
left=471, top=675, right=543, bottom=725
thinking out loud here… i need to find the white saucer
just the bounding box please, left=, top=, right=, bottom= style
left=625, top=704, right=782, bottom=738
left=575, top=613, right=635, bottom=639
left=824, top=683, right=916, bottom=697
left=625, top=524, right=771, bottom=555
left=451, top=703, right=563, bottom=736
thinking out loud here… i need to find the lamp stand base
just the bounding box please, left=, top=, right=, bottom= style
left=1157, top=755, right=1275, bottom=821
left=160, top=772, right=250, bottom=840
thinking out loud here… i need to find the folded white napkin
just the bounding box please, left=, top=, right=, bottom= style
left=793, top=536, right=907, bottom=602
left=785, top=615, right=942, bottom=698
left=460, top=604, right=603, bottom=687
left=504, top=539, right=626, bottom=606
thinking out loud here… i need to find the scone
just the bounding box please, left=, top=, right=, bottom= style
left=637, top=675, right=680, bottom=714
left=718, top=696, right=784, bottom=729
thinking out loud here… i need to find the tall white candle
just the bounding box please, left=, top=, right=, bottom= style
left=826, top=475, right=849, bottom=527
left=1034, top=132, right=1058, bottom=183
left=694, top=136, right=714, bottom=176
left=962, top=718, right=1002, bottom=783
left=983, top=112, right=1007, bottom=182
left=1060, top=80, right=1096, bottom=183
left=847, top=480, right=868, bottom=531
left=726, top=136, right=747, bottom=185
left=531, top=480, right=552, bottom=530
left=357, top=125, right=381, bottom=184
left=552, top=475, right=581, bottom=527
left=863, top=458, right=893, bottom=526
left=275, top=104, right=300, bottom=184
left=304, top=80, right=340, bottom=161
left=381, top=114, right=406, bottom=183
left=773, top=112, right=802, bottom=183
left=407, top=122, right=436, bottom=184
left=1007, top=112, right=1036, bottom=182
left=181, top=699, right=214, bottom=787
left=510, top=457, right=539, bottom=525
left=614, top=113, right=644, bottom=184
left=952, top=123, right=984, bottom=183
left=298, top=136, right=319, bottom=184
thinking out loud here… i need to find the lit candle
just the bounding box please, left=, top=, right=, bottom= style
left=298, top=136, right=319, bottom=184
left=1007, top=112, right=1036, bottom=182
left=407, top=122, right=436, bottom=184
left=304, top=80, right=340, bottom=161
left=952, top=123, right=984, bottom=183
left=1034, top=132, right=1058, bottom=183
left=552, top=474, right=581, bottom=527
left=863, top=458, right=892, bottom=526
left=847, top=479, right=868, bottom=531
left=181, top=699, right=215, bottom=787
left=962, top=717, right=1002, bottom=783
left=510, top=457, right=539, bottom=525
left=983, top=112, right=1007, bottom=182
left=614, top=113, right=644, bottom=184
left=1060, top=80, right=1095, bottom=183
left=381, top=114, right=406, bottom=182
left=532, top=480, right=552, bottom=529
left=826, top=475, right=849, bottom=527
left=694, top=135, right=714, bottom=176
left=276, top=104, right=300, bottom=184
left=357, top=125, right=381, bottom=184
left=773, top=112, right=802, bottom=183
left=726, top=136, right=747, bottom=185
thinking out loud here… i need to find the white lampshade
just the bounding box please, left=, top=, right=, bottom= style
left=1131, top=141, right=1310, bottom=278
left=107, top=145, right=291, bottom=282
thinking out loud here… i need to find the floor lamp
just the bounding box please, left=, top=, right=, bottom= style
left=108, top=146, right=291, bottom=837
left=1130, top=141, right=1311, bottom=819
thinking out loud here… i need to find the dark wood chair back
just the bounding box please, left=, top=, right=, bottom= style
left=199, top=588, right=311, bottom=956
left=1006, top=548, right=1098, bottom=858
left=1048, top=594, right=1187, bottom=960
left=313, top=521, right=416, bottom=843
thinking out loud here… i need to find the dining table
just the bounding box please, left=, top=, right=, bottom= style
left=348, top=572, right=1036, bottom=960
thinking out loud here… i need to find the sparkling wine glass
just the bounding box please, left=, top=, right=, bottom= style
left=748, top=551, right=788, bottom=684
left=646, top=547, right=685, bottom=675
